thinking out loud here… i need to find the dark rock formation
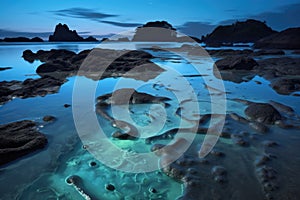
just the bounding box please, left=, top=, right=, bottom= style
left=96, top=88, right=170, bottom=106
left=23, top=48, right=163, bottom=81
left=42, top=115, right=56, bottom=122
left=0, top=120, right=47, bottom=166
left=270, top=78, right=300, bottom=95
left=48, top=23, right=98, bottom=42
left=214, top=56, right=258, bottom=70
left=0, top=67, right=12, bottom=71
left=254, top=27, right=300, bottom=49
left=132, top=21, right=177, bottom=41
left=245, top=103, right=282, bottom=124
left=0, top=37, right=44, bottom=42
left=203, top=19, right=276, bottom=46
left=213, top=56, right=258, bottom=83
left=0, top=76, right=66, bottom=105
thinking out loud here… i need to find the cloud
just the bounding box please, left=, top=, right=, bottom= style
left=177, top=22, right=216, bottom=37
left=99, top=20, right=142, bottom=27
left=51, top=7, right=118, bottom=20
left=51, top=7, right=142, bottom=28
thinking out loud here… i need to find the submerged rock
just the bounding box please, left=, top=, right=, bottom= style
left=0, top=120, right=48, bottom=166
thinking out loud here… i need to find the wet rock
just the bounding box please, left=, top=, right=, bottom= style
left=0, top=76, right=66, bottom=105
left=0, top=120, right=48, bottom=166
left=229, top=113, right=249, bottom=123
left=269, top=100, right=294, bottom=115
left=249, top=122, right=269, bottom=133
left=111, top=131, right=137, bottom=140
left=42, top=115, right=56, bottom=122
left=215, top=56, right=258, bottom=71
left=270, top=77, right=300, bottom=95
left=245, top=103, right=281, bottom=124
left=66, top=175, right=82, bottom=185
left=105, top=184, right=115, bottom=191
left=96, top=88, right=170, bottom=106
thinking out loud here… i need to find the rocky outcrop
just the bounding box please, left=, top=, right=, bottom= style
left=0, top=37, right=44, bottom=42
left=203, top=19, right=276, bottom=46
left=254, top=28, right=300, bottom=49
left=0, top=76, right=66, bottom=105
left=49, top=23, right=98, bottom=42
left=23, top=48, right=164, bottom=81
left=0, top=120, right=47, bottom=166
left=132, top=21, right=177, bottom=42
left=96, top=88, right=171, bottom=106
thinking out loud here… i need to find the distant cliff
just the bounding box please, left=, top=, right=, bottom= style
left=0, top=37, right=43, bottom=42
left=254, top=27, right=300, bottom=49
left=49, top=23, right=98, bottom=42
left=203, top=19, right=277, bottom=46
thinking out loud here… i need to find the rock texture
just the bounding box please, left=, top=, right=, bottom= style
left=0, top=120, right=47, bottom=166
left=254, top=27, right=300, bottom=49
left=203, top=19, right=276, bottom=46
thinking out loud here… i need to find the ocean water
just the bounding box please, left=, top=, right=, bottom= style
left=0, top=42, right=299, bottom=200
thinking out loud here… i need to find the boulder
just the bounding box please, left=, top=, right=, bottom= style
left=245, top=103, right=282, bottom=124
left=0, top=120, right=47, bottom=166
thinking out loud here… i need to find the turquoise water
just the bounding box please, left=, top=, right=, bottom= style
left=0, top=42, right=300, bottom=199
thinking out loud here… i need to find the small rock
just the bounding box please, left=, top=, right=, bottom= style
left=105, top=184, right=115, bottom=191
left=43, top=115, right=56, bottom=122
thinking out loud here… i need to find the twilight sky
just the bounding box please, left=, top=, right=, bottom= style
left=1, top=0, right=300, bottom=38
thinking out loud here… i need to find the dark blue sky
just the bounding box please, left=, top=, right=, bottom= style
left=1, top=0, right=300, bottom=38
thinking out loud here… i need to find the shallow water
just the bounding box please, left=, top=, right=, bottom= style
left=0, top=42, right=299, bottom=200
